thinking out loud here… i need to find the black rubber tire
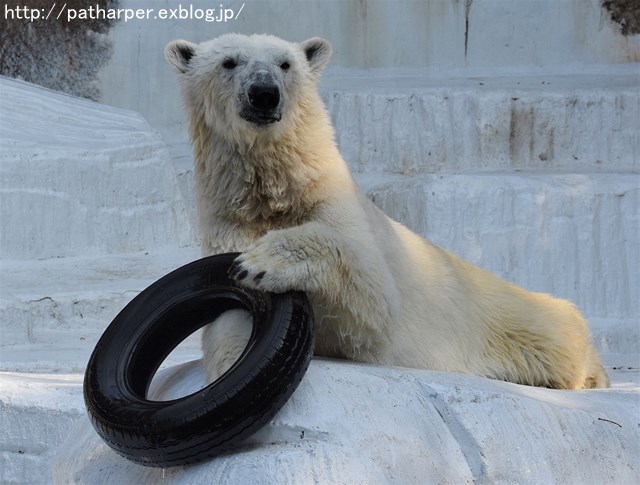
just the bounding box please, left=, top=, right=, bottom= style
left=83, top=252, right=314, bottom=468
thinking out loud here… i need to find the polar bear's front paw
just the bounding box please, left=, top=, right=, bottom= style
left=228, top=237, right=310, bottom=293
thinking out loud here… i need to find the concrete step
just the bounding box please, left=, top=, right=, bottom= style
left=0, top=77, right=197, bottom=261
left=320, top=65, right=639, bottom=175
left=0, top=372, right=84, bottom=485
left=1, top=248, right=202, bottom=373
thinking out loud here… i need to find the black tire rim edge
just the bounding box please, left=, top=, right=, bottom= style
left=83, top=253, right=315, bottom=466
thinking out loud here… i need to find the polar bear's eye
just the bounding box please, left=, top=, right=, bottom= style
left=222, top=58, right=237, bottom=69
left=280, top=61, right=290, bottom=71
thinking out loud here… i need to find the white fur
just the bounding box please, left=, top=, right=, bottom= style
left=165, top=34, right=609, bottom=389
left=200, top=309, right=251, bottom=382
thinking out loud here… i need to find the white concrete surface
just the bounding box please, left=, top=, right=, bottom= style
left=0, top=78, right=196, bottom=261
left=323, top=66, right=640, bottom=174
left=1, top=248, right=201, bottom=374
left=0, top=372, right=85, bottom=485
left=52, top=359, right=640, bottom=485
left=358, top=172, right=639, bottom=333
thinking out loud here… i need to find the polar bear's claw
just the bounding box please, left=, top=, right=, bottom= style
left=228, top=260, right=253, bottom=284
left=229, top=252, right=272, bottom=291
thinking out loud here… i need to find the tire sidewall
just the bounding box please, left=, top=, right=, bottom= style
left=83, top=253, right=314, bottom=465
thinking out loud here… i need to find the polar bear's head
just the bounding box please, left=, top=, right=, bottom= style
left=165, top=34, right=332, bottom=141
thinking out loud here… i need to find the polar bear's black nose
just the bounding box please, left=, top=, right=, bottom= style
left=248, top=84, right=280, bottom=111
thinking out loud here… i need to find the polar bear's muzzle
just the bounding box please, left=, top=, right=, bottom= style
left=240, top=71, right=283, bottom=126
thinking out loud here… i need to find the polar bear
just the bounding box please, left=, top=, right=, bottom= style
left=165, top=33, right=609, bottom=389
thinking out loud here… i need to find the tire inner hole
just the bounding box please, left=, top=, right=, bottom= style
left=147, top=309, right=252, bottom=402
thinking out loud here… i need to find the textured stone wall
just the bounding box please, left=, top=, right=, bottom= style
left=603, top=0, right=640, bottom=36
left=0, top=0, right=119, bottom=100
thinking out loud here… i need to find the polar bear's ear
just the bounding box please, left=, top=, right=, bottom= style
left=165, top=40, right=197, bottom=74
left=301, top=37, right=332, bottom=75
